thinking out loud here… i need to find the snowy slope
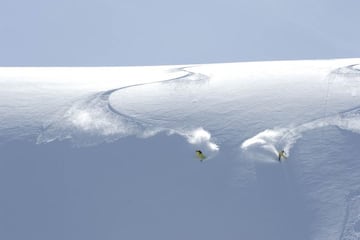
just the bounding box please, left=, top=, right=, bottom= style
left=1, top=58, right=360, bottom=239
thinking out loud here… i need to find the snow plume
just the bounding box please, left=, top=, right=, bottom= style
left=241, top=106, right=360, bottom=161
left=36, top=92, right=167, bottom=146
left=185, top=127, right=219, bottom=152
left=36, top=92, right=144, bottom=146
left=151, top=127, right=220, bottom=161
left=241, top=128, right=288, bottom=162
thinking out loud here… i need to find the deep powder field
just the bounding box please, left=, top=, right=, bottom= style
left=1, top=59, right=360, bottom=240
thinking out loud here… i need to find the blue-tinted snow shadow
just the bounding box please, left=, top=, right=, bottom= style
left=0, top=133, right=313, bottom=240
left=283, top=126, right=360, bottom=240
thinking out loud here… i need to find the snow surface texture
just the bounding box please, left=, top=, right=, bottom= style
left=1, top=59, right=360, bottom=239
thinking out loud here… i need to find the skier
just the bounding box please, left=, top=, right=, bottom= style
left=195, top=150, right=206, bottom=162
left=278, top=150, right=287, bottom=162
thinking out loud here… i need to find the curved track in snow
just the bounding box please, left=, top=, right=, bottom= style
left=241, top=63, right=360, bottom=161
left=104, top=66, right=206, bottom=119
left=37, top=66, right=215, bottom=149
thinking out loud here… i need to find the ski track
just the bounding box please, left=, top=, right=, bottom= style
left=339, top=190, right=360, bottom=240
left=241, top=105, right=360, bottom=160
left=241, top=64, right=360, bottom=161
left=104, top=66, right=196, bottom=121
left=37, top=66, right=216, bottom=148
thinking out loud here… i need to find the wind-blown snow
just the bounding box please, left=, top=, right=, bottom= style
left=1, top=58, right=360, bottom=239
left=241, top=106, right=360, bottom=162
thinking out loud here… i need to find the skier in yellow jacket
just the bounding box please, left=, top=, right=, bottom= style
left=195, top=150, right=206, bottom=162
left=278, top=150, right=287, bottom=162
